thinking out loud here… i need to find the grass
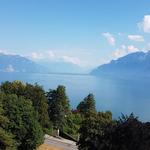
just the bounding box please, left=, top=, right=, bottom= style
left=37, top=144, right=63, bottom=150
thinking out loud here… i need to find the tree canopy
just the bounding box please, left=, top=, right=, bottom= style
left=47, top=85, right=71, bottom=130
left=78, top=111, right=113, bottom=150
left=77, top=93, right=96, bottom=115
left=0, top=95, right=16, bottom=150
left=1, top=92, right=43, bottom=150
left=0, top=81, right=50, bottom=129
left=1, top=80, right=150, bottom=150
left=78, top=113, right=150, bottom=150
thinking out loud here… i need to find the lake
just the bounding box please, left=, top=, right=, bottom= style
left=0, top=72, right=150, bottom=121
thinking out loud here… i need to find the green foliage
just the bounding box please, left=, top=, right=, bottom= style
left=68, top=93, right=97, bottom=140
left=78, top=111, right=113, bottom=150
left=0, top=129, right=16, bottom=150
left=3, top=80, right=150, bottom=150
left=97, top=111, right=113, bottom=125
left=79, top=113, right=150, bottom=150
left=77, top=94, right=96, bottom=115
left=63, top=111, right=82, bottom=139
left=99, top=113, right=150, bottom=150
left=25, top=83, right=50, bottom=129
left=0, top=81, right=51, bottom=130
left=0, top=81, right=26, bottom=96
left=47, top=85, right=71, bottom=130
left=1, top=93, right=43, bottom=150
left=0, top=97, right=16, bottom=150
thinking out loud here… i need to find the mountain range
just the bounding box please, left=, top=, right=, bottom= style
left=1, top=51, right=150, bottom=75
left=0, top=53, right=84, bottom=74
left=0, top=53, right=48, bottom=73
left=91, top=51, right=150, bottom=76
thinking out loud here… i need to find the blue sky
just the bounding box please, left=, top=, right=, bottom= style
left=0, top=0, right=150, bottom=70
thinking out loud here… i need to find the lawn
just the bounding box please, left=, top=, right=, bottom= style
left=37, top=144, right=63, bottom=150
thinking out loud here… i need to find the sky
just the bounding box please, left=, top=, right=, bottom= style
left=0, top=0, right=150, bottom=70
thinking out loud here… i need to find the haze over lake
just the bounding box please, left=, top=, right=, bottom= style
left=1, top=72, right=150, bottom=121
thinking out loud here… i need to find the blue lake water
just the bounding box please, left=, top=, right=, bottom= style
left=0, top=72, right=150, bottom=121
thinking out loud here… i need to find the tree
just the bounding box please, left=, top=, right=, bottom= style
left=100, top=114, right=150, bottom=150
left=47, top=85, right=71, bottom=130
left=0, top=81, right=50, bottom=130
left=63, top=110, right=82, bottom=139
left=78, top=111, right=113, bottom=150
left=0, top=93, right=16, bottom=150
left=77, top=93, right=96, bottom=115
left=1, top=93, right=43, bottom=150
left=0, top=81, right=26, bottom=96
left=25, top=83, right=50, bottom=129
left=79, top=113, right=150, bottom=150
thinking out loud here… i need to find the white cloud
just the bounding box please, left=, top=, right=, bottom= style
left=146, top=43, right=150, bottom=50
left=0, top=49, right=20, bottom=56
left=5, top=65, right=15, bottom=72
left=138, top=15, right=150, bottom=33
left=0, top=49, right=11, bottom=55
left=113, top=45, right=127, bottom=58
left=29, top=51, right=55, bottom=60
left=127, top=45, right=139, bottom=53
left=128, top=35, right=144, bottom=42
left=140, top=43, right=150, bottom=52
left=102, top=32, right=116, bottom=46
left=46, top=51, right=55, bottom=58
left=30, top=52, right=44, bottom=60
left=113, top=45, right=139, bottom=58
left=28, top=51, right=84, bottom=66
left=147, top=43, right=150, bottom=47
left=0, top=50, right=3, bottom=53
left=61, top=56, right=81, bottom=66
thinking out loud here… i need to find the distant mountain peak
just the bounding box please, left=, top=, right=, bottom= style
left=0, top=53, right=86, bottom=74
left=91, top=51, right=150, bottom=76
left=0, top=54, right=48, bottom=73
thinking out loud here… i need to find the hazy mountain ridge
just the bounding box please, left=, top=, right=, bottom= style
left=0, top=53, right=48, bottom=73
left=0, top=53, right=85, bottom=74
left=40, top=61, right=87, bottom=74
left=91, top=51, right=150, bottom=76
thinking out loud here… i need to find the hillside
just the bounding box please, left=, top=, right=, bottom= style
left=91, top=51, right=150, bottom=76
left=0, top=53, right=48, bottom=73
left=0, top=53, right=85, bottom=74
